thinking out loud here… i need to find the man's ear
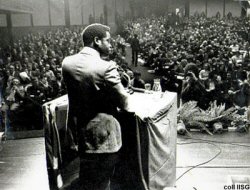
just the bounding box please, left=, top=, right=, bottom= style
left=94, top=37, right=101, bottom=46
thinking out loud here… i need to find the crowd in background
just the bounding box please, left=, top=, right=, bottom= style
left=0, top=26, right=134, bottom=131
left=0, top=14, right=250, bottom=131
left=0, top=27, right=85, bottom=130
left=123, top=15, right=250, bottom=110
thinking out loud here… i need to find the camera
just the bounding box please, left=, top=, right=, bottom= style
left=186, top=72, right=193, bottom=77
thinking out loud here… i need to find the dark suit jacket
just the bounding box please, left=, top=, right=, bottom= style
left=131, top=37, right=140, bottom=51
left=62, top=47, right=128, bottom=154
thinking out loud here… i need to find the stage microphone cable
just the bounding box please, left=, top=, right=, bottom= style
left=178, top=136, right=250, bottom=148
left=176, top=135, right=250, bottom=182
left=176, top=141, right=222, bottom=182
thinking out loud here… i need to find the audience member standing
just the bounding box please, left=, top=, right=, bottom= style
left=130, top=34, right=140, bottom=67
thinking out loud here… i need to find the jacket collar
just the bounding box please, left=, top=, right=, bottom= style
left=79, top=47, right=100, bottom=58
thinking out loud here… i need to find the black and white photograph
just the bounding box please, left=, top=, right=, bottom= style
left=0, top=0, right=250, bottom=190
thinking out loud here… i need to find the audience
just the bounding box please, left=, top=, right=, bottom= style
left=0, top=14, right=250, bottom=131
left=123, top=15, right=250, bottom=109
left=0, top=28, right=84, bottom=130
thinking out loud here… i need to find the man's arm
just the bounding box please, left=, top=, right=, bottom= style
left=104, top=61, right=129, bottom=110
left=112, top=83, right=129, bottom=110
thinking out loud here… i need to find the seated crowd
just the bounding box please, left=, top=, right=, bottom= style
left=0, top=28, right=84, bottom=130
left=0, top=15, right=250, bottom=131
left=122, top=15, right=250, bottom=110
left=0, top=26, right=139, bottom=131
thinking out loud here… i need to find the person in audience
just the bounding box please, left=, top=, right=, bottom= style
left=231, top=50, right=243, bottom=65
left=130, top=34, right=140, bottom=67
left=116, top=35, right=126, bottom=55
left=199, top=63, right=210, bottom=89
left=44, top=64, right=56, bottom=82
left=213, top=75, right=225, bottom=104
left=25, top=77, right=46, bottom=104
left=5, top=78, right=25, bottom=111
left=181, top=63, right=209, bottom=109
left=230, top=71, right=250, bottom=108
left=131, top=71, right=145, bottom=89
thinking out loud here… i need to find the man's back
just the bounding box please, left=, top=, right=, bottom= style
left=131, top=37, right=140, bottom=51
left=62, top=47, right=122, bottom=123
left=61, top=23, right=128, bottom=190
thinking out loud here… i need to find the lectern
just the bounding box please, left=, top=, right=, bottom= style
left=43, top=91, right=177, bottom=190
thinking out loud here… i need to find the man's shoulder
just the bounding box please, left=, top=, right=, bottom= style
left=62, top=54, right=80, bottom=63
left=62, top=53, right=117, bottom=73
left=101, top=59, right=117, bottom=67
left=62, top=54, right=81, bottom=70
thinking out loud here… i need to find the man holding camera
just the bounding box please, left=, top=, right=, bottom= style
left=181, top=63, right=208, bottom=109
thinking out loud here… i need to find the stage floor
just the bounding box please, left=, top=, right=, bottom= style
left=0, top=132, right=250, bottom=190
left=176, top=132, right=250, bottom=190
left=0, top=137, right=49, bottom=190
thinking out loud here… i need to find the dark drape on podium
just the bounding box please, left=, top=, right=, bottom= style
left=43, top=104, right=149, bottom=190
left=112, top=111, right=149, bottom=190
left=43, top=93, right=177, bottom=190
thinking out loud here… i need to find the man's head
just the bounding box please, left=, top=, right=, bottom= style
left=7, top=57, right=11, bottom=63
left=45, top=64, right=50, bottom=71
left=32, top=77, right=39, bottom=86
left=133, top=71, right=141, bottom=80
left=24, top=57, right=29, bottom=64
left=12, top=78, right=20, bottom=86
left=9, top=65, right=15, bottom=74
left=184, top=63, right=199, bottom=78
left=81, top=23, right=111, bottom=56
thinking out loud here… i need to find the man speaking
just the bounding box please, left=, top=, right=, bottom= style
left=62, top=23, right=128, bottom=190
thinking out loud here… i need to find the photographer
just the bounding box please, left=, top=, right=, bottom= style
left=5, top=78, right=25, bottom=111
left=181, top=63, right=209, bottom=109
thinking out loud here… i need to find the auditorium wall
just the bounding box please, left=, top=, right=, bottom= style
left=106, top=0, right=116, bottom=30
left=116, top=0, right=128, bottom=17
left=81, top=0, right=92, bottom=25
left=189, top=0, right=242, bottom=17
left=32, top=0, right=50, bottom=26
left=225, top=0, right=241, bottom=17
left=0, top=28, right=9, bottom=46
left=189, top=0, right=206, bottom=16
left=0, top=14, right=9, bottom=46
left=12, top=13, right=31, bottom=27
left=207, top=0, right=223, bottom=17
left=0, top=0, right=132, bottom=46
left=94, top=0, right=105, bottom=23
left=50, top=0, right=65, bottom=26
left=0, top=0, right=243, bottom=46
left=0, top=14, right=7, bottom=26
left=9, top=0, right=130, bottom=27
left=69, top=0, right=82, bottom=25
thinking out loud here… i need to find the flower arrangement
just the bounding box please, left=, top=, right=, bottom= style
left=178, top=101, right=249, bottom=135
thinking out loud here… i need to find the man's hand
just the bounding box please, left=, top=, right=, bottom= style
left=186, top=71, right=198, bottom=82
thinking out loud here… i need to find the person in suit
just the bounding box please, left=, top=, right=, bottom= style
left=130, top=34, right=140, bottom=67
left=131, top=71, right=145, bottom=89
left=62, top=23, right=128, bottom=190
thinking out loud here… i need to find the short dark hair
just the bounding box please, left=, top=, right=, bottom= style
left=184, top=63, right=199, bottom=78
left=133, top=70, right=141, bottom=76
left=81, top=23, right=110, bottom=46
